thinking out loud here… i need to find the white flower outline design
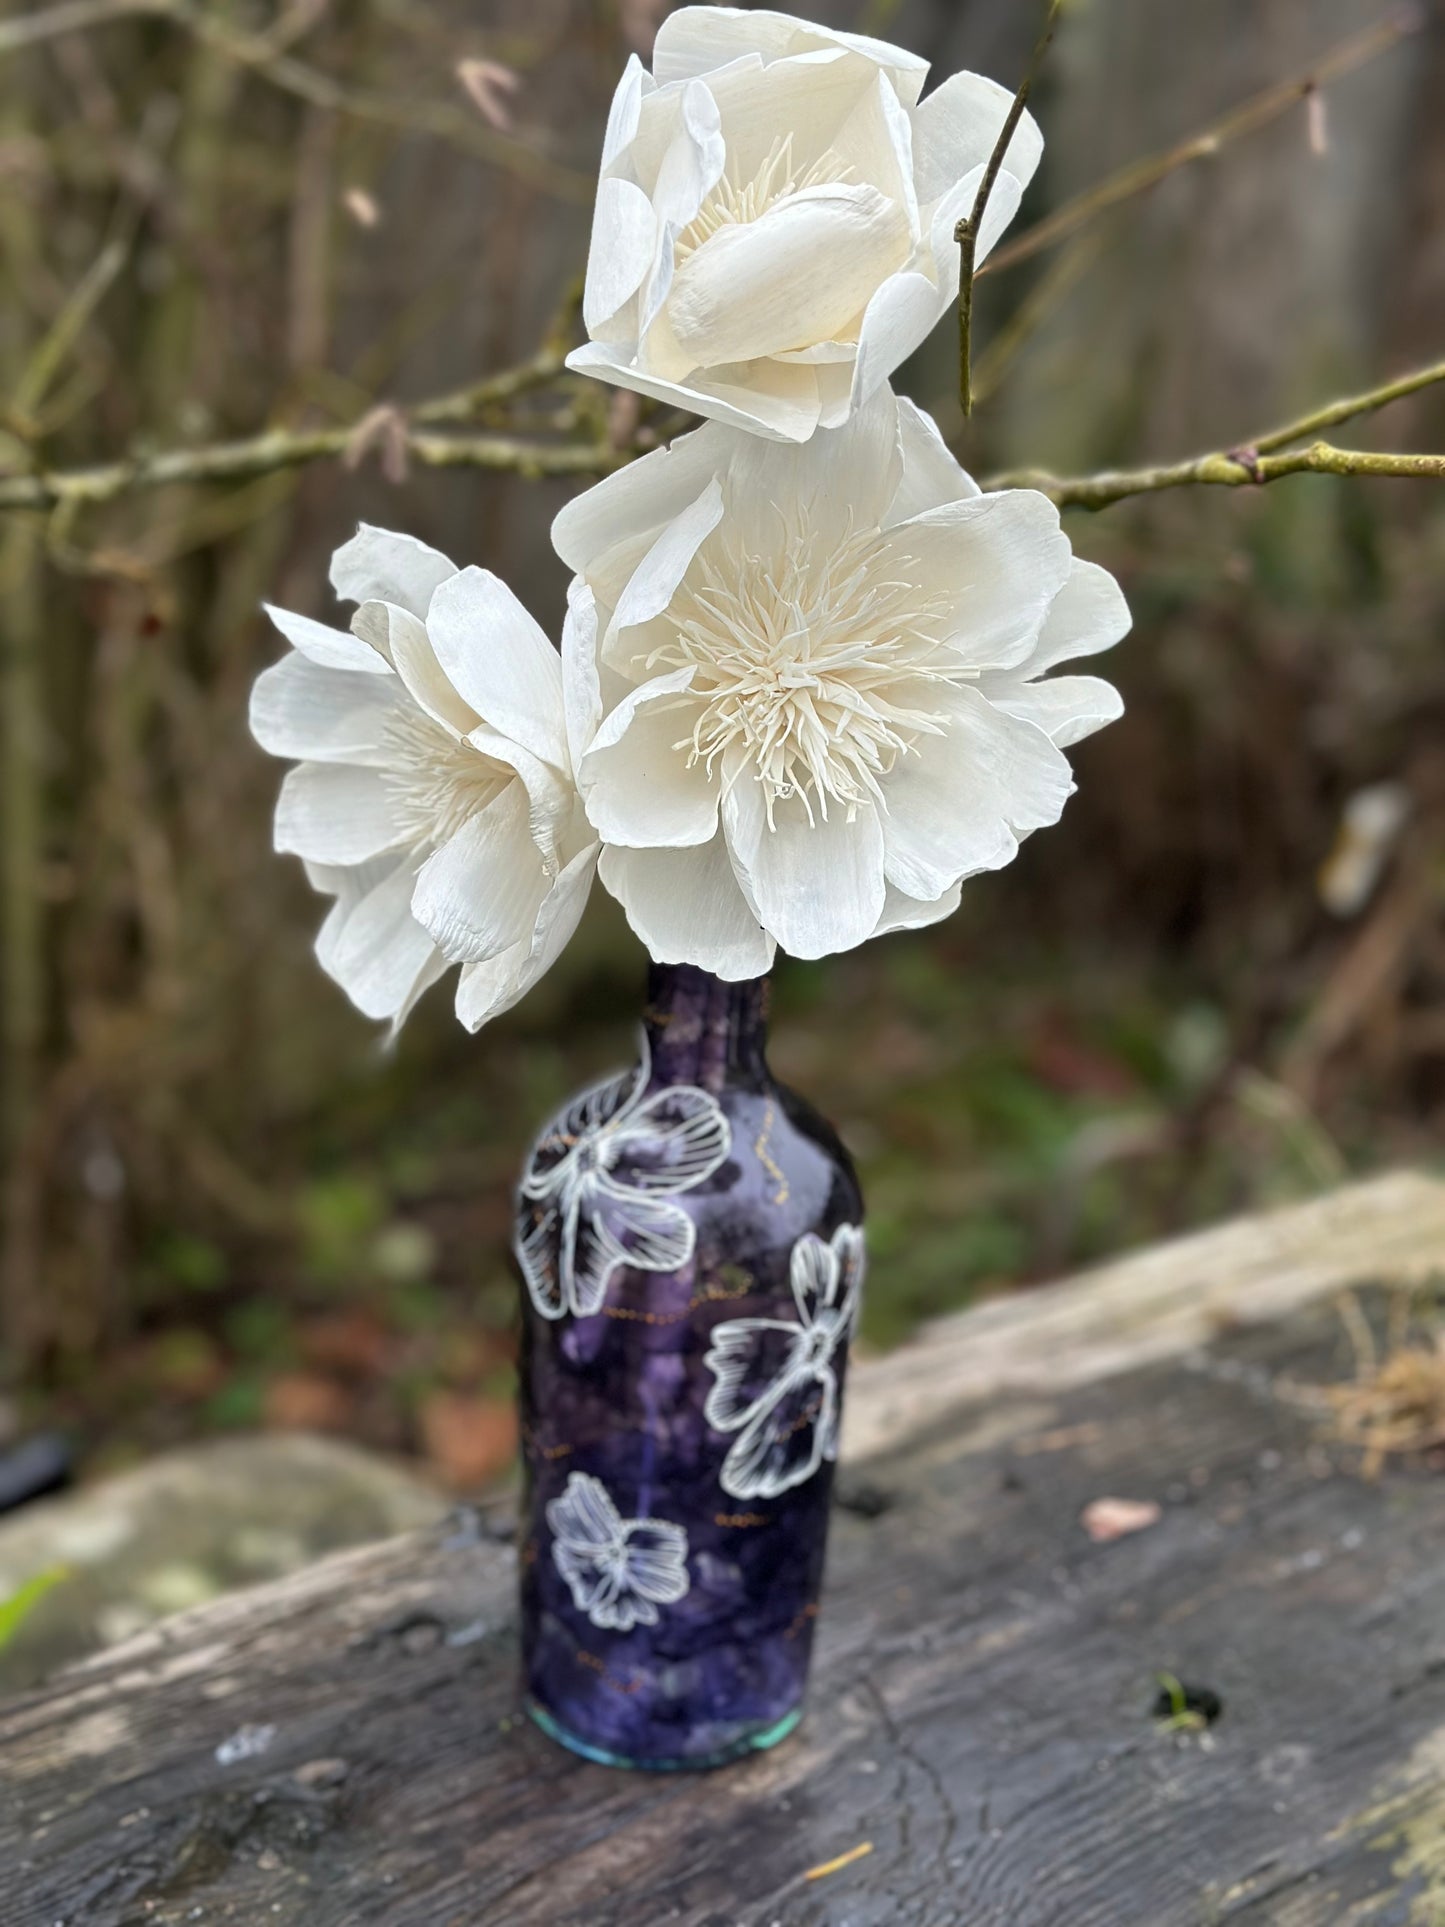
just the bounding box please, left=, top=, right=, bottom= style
left=703, top=1222, right=865, bottom=1500
left=514, top=1034, right=732, bottom=1321
left=547, top=1471, right=690, bottom=1632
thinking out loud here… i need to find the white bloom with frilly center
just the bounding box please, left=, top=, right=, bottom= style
left=249, top=525, right=597, bottom=1034
left=570, top=5, right=1041, bottom=442
left=555, top=386, right=1130, bottom=977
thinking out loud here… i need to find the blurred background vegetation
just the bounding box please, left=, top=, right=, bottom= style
left=2, top=0, right=1442, bottom=1495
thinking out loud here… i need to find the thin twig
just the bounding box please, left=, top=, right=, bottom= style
left=984, top=7, right=1423, bottom=279
left=9, top=237, right=127, bottom=424
left=984, top=355, right=1445, bottom=508
left=0, top=0, right=592, bottom=201
left=955, top=0, right=1063, bottom=417
left=0, top=424, right=624, bottom=511
left=990, top=443, right=1445, bottom=509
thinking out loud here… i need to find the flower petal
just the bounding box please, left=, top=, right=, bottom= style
left=910, top=70, right=1042, bottom=209
left=723, top=378, right=903, bottom=548
left=568, top=1186, right=695, bottom=1313
left=887, top=489, right=1072, bottom=670
left=547, top=1471, right=622, bottom=1551
left=425, top=567, right=567, bottom=771
left=263, top=603, right=391, bottom=676
left=850, top=266, right=949, bottom=409
left=601, top=52, right=649, bottom=172
left=249, top=651, right=402, bottom=766
left=552, top=424, right=720, bottom=582
left=378, top=602, right=477, bottom=736
left=453, top=840, right=597, bottom=1035
left=1018, top=557, right=1133, bottom=676
left=319, top=858, right=440, bottom=1022
left=579, top=671, right=718, bottom=849
left=562, top=577, right=602, bottom=773
left=880, top=685, right=1075, bottom=900
left=663, top=183, right=910, bottom=372
left=652, top=9, right=929, bottom=107
left=989, top=674, right=1124, bottom=750
left=886, top=396, right=980, bottom=522
left=790, top=1231, right=837, bottom=1322
left=583, top=176, right=658, bottom=337
left=410, top=784, right=548, bottom=965
left=703, top=1319, right=807, bottom=1433
left=725, top=786, right=886, bottom=960
left=721, top=1370, right=835, bottom=1500
left=328, top=524, right=455, bottom=619
left=274, top=762, right=404, bottom=865
left=872, top=877, right=963, bottom=938
left=598, top=837, right=775, bottom=979
left=566, top=339, right=823, bottom=443
left=619, top=1521, right=689, bottom=1605
left=606, top=1084, right=731, bottom=1193
left=608, top=480, right=724, bottom=639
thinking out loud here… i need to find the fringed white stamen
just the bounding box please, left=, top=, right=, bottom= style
left=381, top=709, right=509, bottom=851
left=675, top=137, right=859, bottom=261
left=645, top=510, right=965, bottom=829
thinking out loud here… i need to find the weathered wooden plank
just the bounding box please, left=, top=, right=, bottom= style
left=2, top=1177, right=1444, bottom=1926
left=846, top=1170, right=1445, bottom=1458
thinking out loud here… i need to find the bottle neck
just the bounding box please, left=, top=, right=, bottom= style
left=642, top=963, right=770, bottom=1094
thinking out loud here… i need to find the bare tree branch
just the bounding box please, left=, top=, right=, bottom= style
left=984, top=357, right=1445, bottom=507
left=983, top=8, right=1423, bottom=280
left=0, top=0, right=592, bottom=201
left=954, top=0, right=1063, bottom=418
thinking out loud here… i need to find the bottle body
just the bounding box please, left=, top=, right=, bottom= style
left=515, top=965, right=863, bottom=1769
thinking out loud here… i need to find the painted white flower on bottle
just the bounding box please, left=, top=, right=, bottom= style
left=515, top=1036, right=731, bottom=1320
left=704, top=1223, right=865, bottom=1499
left=548, top=1472, right=691, bottom=1631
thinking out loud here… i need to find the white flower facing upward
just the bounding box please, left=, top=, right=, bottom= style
left=548, top=1471, right=691, bottom=1631
left=572, top=5, right=1042, bottom=442
left=249, top=525, right=598, bottom=1034
left=514, top=1034, right=731, bottom=1321
left=555, top=385, right=1130, bottom=979
left=704, top=1223, right=865, bottom=1499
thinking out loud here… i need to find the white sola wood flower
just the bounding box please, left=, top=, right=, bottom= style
left=548, top=1472, right=690, bottom=1631
left=249, top=525, right=597, bottom=1033
left=571, top=6, right=1041, bottom=442
left=514, top=1036, right=731, bottom=1321
left=555, top=386, right=1130, bottom=977
left=704, top=1223, right=865, bottom=1499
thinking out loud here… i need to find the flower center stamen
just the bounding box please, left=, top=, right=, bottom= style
left=675, top=136, right=857, bottom=261
left=382, top=709, right=510, bottom=852
left=648, top=514, right=964, bottom=829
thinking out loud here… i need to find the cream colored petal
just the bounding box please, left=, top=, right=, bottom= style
left=263, top=604, right=390, bottom=676
left=410, top=785, right=548, bottom=965
left=579, top=671, right=717, bottom=849
left=884, top=490, right=1071, bottom=671
left=583, top=177, right=658, bottom=337
left=275, top=762, right=405, bottom=865
left=328, top=524, right=456, bottom=620
left=653, top=9, right=928, bottom=108
left=426, top=567, right=567, bottom=771
left=552, top=423, right=720, bottom=578
left=880, top=686, right=1075, bottom=900
left=1016, top=558, right=1134, bottom=676
left=872, top=879, right=964, bottom=938
left=453, top=841, right=598, bottom=1033
left=607, top=479, right=724, bottom=640
left=566, top=340, right=822, bottom=442
left=910, top=71, right=1042, bottom=209
left=665, top=183, right=910, bottom=370
left=377, top=602, right=477, bottom=737
left=321, top=858, right=440, bottom=1023
left=987, top=674, right=1124, bottom=750
left=249, top=651, right=402, bottom=766
left=886, top=396, right=980, bottom=522
left=561, top=577, right=602, bottom=773
left=598, top=836, right=774, bottom=979
left=724, top=783, right=886, bottom=960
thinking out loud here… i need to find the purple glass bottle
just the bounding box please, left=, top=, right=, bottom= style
left=513, top=963, right=864, bottom=1769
